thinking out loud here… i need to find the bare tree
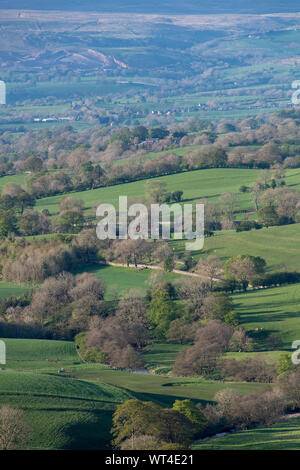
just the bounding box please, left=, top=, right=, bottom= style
left=196, top=255, right=222, bottom=288
left=0, top=406, right=33, bottom=450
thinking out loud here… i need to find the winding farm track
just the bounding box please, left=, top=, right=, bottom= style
left=103, top=261, right=221, bottom=282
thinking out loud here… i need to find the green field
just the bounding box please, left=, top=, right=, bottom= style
left=172, top=222, right=300, bottom=271
left=78, top=264, right=181, bottom=299
left=1, top=337, right=78, bottom=371
left=143, top=342, right=186, bottom=374
left=0, top=264, right=179, bottom=301
left=0, top=339, right=128, bottom=449
left=34, top=167, right=300, bottom=218
left=0, top=173, right=29, bottom=191
left=70, top=364, right=266, bottom=407
left=0, top=338, right=267, bottom=449
left=193, top=418, right=300, bottom=450
left=0, top=370, right=128, bottom=450
left=142, top=342, right=283, bottom=374
left=235, top=283, right=300, bottom=348
left=35, top=168, right=263, bottom=214
left=0, top=281, right=33, bottom=299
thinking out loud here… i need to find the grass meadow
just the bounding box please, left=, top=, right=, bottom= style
left=0, top=338, right=267, bottom=449
left=192, top=418, right=300, bottom=450
left=171, top=222, right=300, bottom=271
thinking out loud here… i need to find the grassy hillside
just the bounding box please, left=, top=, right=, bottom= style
left=0, top=281, right=32, bottom=299
left=71, top=364, right=266, bottom=408
left=34, top=168, right=300, bottom=215
left=142, top=342, right=283, bottom=374
left=193, top=418, right=300, bottom=450
left=172, top=223, right=300, bottom=272
left=77, top=264, right=181, bottom=299
left=34, top=167, right=260, bottom=214
left=235, top=283, right=300, bottom=348
left=0, top=337, right=268, bottom=449
left=1, top=338, right=78, bottom=371
left=0, top=370, right=128, bottom=450
left=0, top=173, right=28, bottom=192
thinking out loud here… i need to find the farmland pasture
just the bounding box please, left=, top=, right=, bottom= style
left=77, top=264, right=181, bottom=299
left=0, top=370, right=128, bottom=450
left=192, top=418, right=300, bottom=450
left=34, top=167, right=300, bottom=216
left=142, top=342, right=283, bottom=374
left=0, top=173, right=29, bottom=191
left=34, top=167, right=261, bottom=214
left=0, top=281, right=32, bottom=299
left=0, top=338, right=267, bottom=449
left=171, top=222, right=300, bottom=272
left=235, top=283, right=300, bottom=348
left=1, top=338, right=78, bottom=371
left=70, top=363, right=266, bottom=407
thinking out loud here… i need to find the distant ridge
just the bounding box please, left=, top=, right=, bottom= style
left=0, top=1, right=299, bottom=14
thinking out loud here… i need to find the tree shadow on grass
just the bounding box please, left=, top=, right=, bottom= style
left=62, top=409, right=114, bottom=450
left=122, top=388, right=208, bottom=409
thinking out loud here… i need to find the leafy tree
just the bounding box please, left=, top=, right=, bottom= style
left=201, top=148, right=228, bottom=168
left=173, top=130, right=187, bottom=139
left=239, top=185, right=249, bottom=193
left=149, top=127, right=169, bottom=139
left=202, top=292, right=234, bottom=322
left=147, top=288, right=180, bottom=338
left=223, top=310, right=240, bottom=326
left=257, top=206, right=279, bottom=227
left=0, top=210, right=18, bottom=237
left=145, top=180, right=168, bottom=203
left=56, top=210, right=84, bottom=233
left=23, top=155, right=43, bottom=172
left=111, top=400, right=159, bottom=449
left=60, top=196, right=84, bottom=212
left=166, top=317, right=194, bottom=344
left=131, top=126, right=148, bottom=143
left=224, top=255, right=266, bottom=291
left=172, top=400, right=207, bottom=436
left=171, top=190, right=183, bottom=202
left=156, top=408, right=195, bottom=447
left=112, top=400, right=194, bottom=450
left=19, top=209, right=51, bottom=236
left=276, top=353, right=296, bottom=376
left=163, top=256, right=175, bottom=272
left=15, top=192, right=36, bottom=215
